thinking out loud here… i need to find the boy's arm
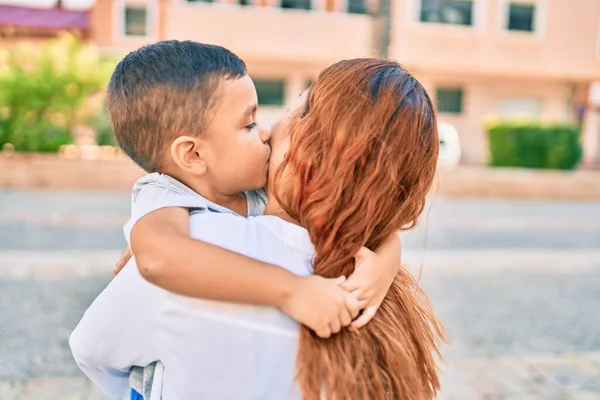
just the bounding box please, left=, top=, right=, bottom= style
left=132, top=207, right=296, bottom=306
left=342, top=232, right=402, bottom=329
left=131, top=207, right=360, bottom=338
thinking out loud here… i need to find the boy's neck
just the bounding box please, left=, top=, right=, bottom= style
left=159, top=168, right=248, bottom=216
left=205, top=190, right=248, bottom=217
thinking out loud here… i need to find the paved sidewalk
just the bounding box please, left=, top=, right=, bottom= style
left=3, top=351, right=600, bottom=400
left=1, top=249, right=599, bottom=278
left=1, top=192, right=598, bottom=399
left=0, top=377, right=107, bottom=400
left=438, top=352, right=600, bottom=400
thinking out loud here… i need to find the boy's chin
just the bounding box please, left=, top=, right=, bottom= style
left=247, top=174, right=268, bottom=192
left=257, top=175, right=268, bottom=190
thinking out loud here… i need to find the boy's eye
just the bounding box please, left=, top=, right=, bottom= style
left=246, top=121, right=257, bottom=130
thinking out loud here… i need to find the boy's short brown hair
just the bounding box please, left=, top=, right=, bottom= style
left=107, top=41, right=247, bottom=172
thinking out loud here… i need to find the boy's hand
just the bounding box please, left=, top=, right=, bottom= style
left=342, top=246, right=399, bottom=330
left=113, top=247, right=133, bottom=275
left=281, top=275, right=360, bottom=339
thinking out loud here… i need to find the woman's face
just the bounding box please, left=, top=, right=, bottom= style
left=267, top=90, right=309, bottom=185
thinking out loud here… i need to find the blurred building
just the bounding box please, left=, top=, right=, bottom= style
left=87, top=0, right=375, bottom=134
left=389, top=0, right=600, bottom=164
left=0, top=0, right=94, bottom=43
left=1, top=0, right=600, bottom=165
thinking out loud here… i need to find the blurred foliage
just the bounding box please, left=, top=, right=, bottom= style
left=0, top=32, right=115, bottom=152
left=487, top=121, right=582, bottom=170
left=90, top=103, right=116, bottom=147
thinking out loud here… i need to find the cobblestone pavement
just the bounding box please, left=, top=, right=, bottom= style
left=1, top=189, right=599, bottom=399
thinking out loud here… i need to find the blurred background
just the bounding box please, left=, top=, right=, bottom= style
left=1, top=0, right=600, bottom=399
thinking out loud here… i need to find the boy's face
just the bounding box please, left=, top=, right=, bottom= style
left=203, top=75, right=271, bottom=195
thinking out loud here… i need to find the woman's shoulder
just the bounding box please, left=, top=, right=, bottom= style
left=188, top=213, right=314, bottom=274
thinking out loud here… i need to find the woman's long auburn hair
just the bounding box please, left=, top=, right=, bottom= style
left=272, top=59, right=445, bottom=400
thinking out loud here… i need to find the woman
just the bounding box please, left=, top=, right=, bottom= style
left=71, top=58, right=443, bottom=400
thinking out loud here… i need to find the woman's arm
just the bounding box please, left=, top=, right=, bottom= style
left=130, top=207, right=360, bottom=338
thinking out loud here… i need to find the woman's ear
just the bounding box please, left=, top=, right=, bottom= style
left=169, top=136, right=208, bottom=176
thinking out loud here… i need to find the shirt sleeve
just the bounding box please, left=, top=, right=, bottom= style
left=123, top=184, right=211, bottom=245
left=69, top=262, right=164, bottom=400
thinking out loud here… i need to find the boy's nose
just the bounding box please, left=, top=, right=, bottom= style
left=259, top=125, right=272, bottom=144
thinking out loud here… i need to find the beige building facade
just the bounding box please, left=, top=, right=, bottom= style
left=2, top=0, right=600, bottom=164
left=389, top=0, right=600, bottom=164
left=87, top=0, right=375, bottom=129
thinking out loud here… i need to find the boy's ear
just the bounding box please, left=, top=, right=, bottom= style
left=170, top=136, right=208, bottom=176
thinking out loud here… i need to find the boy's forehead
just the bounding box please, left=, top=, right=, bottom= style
left=218, top=75, right=257, bottom=103
left=212, top=75, right=257, bottom=116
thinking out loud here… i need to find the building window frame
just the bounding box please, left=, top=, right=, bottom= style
left=345, top=0, right=368, bottom=15
left=254, top=78, right=287, bottom=106
left=418, top=0, right=475, bottom=27
left=184, top=0, right=216, bottom=4
left=497, top=97, right=542, bottom=119
left=276, top=0, right=317, bottom=12
left=436, top=87, right=464, bottom=114
left=115, top=0, right=157, bottom=41
left=409, top=0, right=486, bottom=31
left=499, top=0, right=546, bottom=37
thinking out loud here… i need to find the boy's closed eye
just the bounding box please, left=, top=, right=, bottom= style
left=245, top=121, right=257, bottom=130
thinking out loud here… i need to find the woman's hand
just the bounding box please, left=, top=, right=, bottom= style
left=342, top=246, right=400, bottom=330
left=113, top=247, right=133, bottom=275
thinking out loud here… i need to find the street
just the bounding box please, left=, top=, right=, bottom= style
left=1, top=189, right=599, bottom=399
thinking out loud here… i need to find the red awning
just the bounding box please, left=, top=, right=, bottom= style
left=0, top=5, right=88, bottom=29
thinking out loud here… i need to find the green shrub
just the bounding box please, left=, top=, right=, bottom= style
left=487, top=121, right=582, bottom=170
left=90, top=103, right=116, bottom=147
left=0, top=33, right=115, bottom=152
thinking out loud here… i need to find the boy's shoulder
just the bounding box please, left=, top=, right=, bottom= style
left=130, top=173, right=218, bottom=217
left=124, top=173, right=234, bottom=245
left=131, top=173, right=264, bottom=217
left=133, top=173, right=201, bottom=201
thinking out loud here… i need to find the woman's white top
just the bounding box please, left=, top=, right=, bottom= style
left=70, top=213, right=315, bottom=400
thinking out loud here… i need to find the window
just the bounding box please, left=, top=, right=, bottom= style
left=436, top=88, right=463, bottom=114
left=280, top=0, right=311, bottom=10
left=238, top=0, right=250, bottom=4
left=420, top=0, right=473, bottom=26
left=498, top=98, right=540, bottom=118
left=255, top=80, right=286, bottom=106
left=507, top=3, right=535, bottom=31
left=348, top=0, right=367, bottom=14
left=124, top=6, right=147, bottom=37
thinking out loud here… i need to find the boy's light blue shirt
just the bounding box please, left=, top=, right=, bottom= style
left=124, top=173, right=267, bottom=246
left=124, top=173, right=267, bottom=399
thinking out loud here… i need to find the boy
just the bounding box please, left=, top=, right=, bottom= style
left=101, top=41, right=401, bottom=399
